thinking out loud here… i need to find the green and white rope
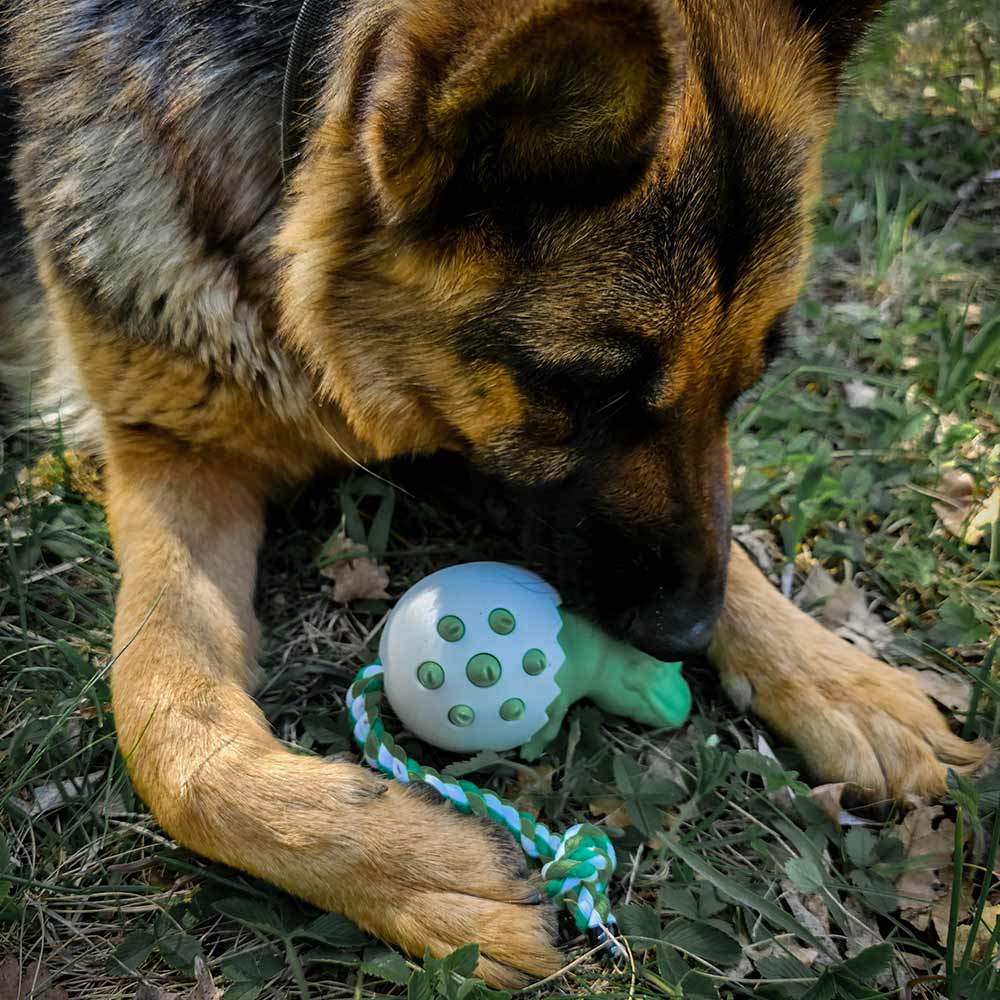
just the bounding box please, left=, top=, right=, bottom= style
left=347, top=663, right=622, bottom=953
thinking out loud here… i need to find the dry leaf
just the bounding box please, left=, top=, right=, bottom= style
left=135, top=988, right=180, bottom=1000
left=842, top=895, right=883, bottom=958
left=808, top=781, right=849, bottom=824
left=819, top=577, right=893, bottom=656
left=320, top=532, right=390, bottom=603
left=779, top=881, right=831, bottom=941
left=645, top=750, right=686, bottom=786
left=514, top=763, right=554, bottom=800
left=756, top=733, right=794, bottom=810
left=0, top=958, right=69, bottom=1000
left=931, top=471, right=999, bottom=547
left=586, top=795, right=670, bottom=840
left=723, top=954, right=754, bottom=980
left=587, top=796, right=634, bottom=830
left=733, top=524, right=784, bottom=576
left=795, top=564, right=838, bottom=610
left=893, top=806, right=961, bottom=932
left=746, top=935, right=819, bottom=967
left=26, top=771, right=105, bottom=817
left=953, top=904, right=1000, bottom=965
left=930, top=878, right=975, bottom=944
left=900, top=667, right=972, bottom=714
left=808, top=783, right=873, bottom=827
left=841, top=896, right=899, bottom=990
left=898, top=949, right=934, bottom=973
left=192, top=957, right=221, bottom=1000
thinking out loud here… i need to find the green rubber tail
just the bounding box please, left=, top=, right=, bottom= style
left=555, top=609, right=691, bottom=728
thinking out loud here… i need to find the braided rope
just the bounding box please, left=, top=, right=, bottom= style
left=347, top=663, right=622, bottom=953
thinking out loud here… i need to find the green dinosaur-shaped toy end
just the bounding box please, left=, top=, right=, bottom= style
left=519, top=608, right=691, bottom=760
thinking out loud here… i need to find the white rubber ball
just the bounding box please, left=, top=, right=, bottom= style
left=379, top=562, right=565, bottom=753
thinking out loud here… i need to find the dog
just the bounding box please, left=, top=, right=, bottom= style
left=1, top=0, right=989, bottom=986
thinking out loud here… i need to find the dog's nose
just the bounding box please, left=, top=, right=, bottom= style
left=608, top=518, right=731, bottom=659
left=620, top=582, right=725, bottom=660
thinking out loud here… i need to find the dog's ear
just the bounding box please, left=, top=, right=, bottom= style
left=790, top=2, right=885, bottom=71
left=360, top=0, right=683, bottom=222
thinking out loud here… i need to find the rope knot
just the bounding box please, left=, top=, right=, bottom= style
left=348, top=664, right=622, bottom=954
left=542, top=823, right=618, bottom=939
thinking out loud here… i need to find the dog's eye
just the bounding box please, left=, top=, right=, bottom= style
left=763, top=311, right=791, bottom=366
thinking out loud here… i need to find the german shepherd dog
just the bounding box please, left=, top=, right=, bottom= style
left=1, top=0, right=990, bottom=985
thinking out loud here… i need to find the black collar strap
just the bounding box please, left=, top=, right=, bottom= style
left=281, top=0, right=338, bottom=180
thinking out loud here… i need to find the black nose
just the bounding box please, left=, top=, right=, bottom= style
left=621, top=597, right=722, bottom=659
left=616, top=532, right=729, bottom=659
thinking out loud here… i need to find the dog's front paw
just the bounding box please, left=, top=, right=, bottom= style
left=714, top=617, right=990, bottom=804
left=345, top=782, right=563, bottom=988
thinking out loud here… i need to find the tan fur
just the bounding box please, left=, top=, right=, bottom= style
left=105, top=430, right=561, bottom=988
left=4, top=0, right=990, bottom=986
left=711, top=545, right=990, bottom=801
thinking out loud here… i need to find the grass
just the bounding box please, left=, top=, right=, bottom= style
left=2, top=2, right=999, bottom=997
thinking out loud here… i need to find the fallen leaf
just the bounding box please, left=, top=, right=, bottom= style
left=893, top=806, right=961, bottom=932
left=0, top=958, right=69, bottom=1000
left=808, top=783, right=874, bottom=827
left=898, top=949, right=934, bottom=973
left=587, top=795, right=671, bottom=840
left=644, top=750, right=686, bottom=786
left=320, top=532, right=390, bottom=603
left=794, top=564, right=838, bottom=610
left=842, top=894, right=883, bottom=957
left=587, top=796, right=635, bottom=830
left=746, top=934, right=819, bottom=967
left=931, top=472, right=999, bottom=547
left=723, top=954, right=754, bottom=980
left=779, top=880, right=831, bottom=941
left=819, top=577, right=893, bottom=656
left=953, top=904, right=1000, bottom=965
left=930, top=877, right=975, bottom=944
left=733, top=524, right=784, bottom=576
left=192, top=957, right=221, bottom=1000
left=135, top=988, right=180, bottom=1000
left=806, top=781, right=845, bottom=822
left=756, top=733, right=794, bottom=810
left=841, top=896, right=899, bottom=990
left=941, top=469, right=976, bottom=499
left=25, top=771, right=105, bottom=817
left=832, top=301, right=880, bottom=322
left=514, top=763, right=554, bottom=800
left=900, top=667, right=972, bottom=715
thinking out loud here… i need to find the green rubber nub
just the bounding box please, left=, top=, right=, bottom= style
left=466, top=653, right=502, bottom=687
left=522, top=648, right=547, bottom=675
left=500, top=698, right=525, bottom=721
left=437, top=615, right=465, bottom=642
left=488, top=608, right=516, bottom=635
left=555, top=609, right=691, bottom=729
left=448, top=704, right=475, bottom=727
left=416, top=661, right=444, bottom=690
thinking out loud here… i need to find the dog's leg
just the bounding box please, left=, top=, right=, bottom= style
left=105, top=432, right=560, bottom=987
left=709, top=542, right=990, bottom=802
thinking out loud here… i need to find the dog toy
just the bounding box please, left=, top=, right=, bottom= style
left=347, top=561, right=690, bottom=950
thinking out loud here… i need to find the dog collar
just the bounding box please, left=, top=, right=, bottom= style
left=280, top=0, right=339, bottom=180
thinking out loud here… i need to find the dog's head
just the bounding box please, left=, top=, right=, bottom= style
left=280, top=0, right=882, bottom=657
